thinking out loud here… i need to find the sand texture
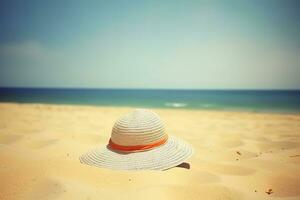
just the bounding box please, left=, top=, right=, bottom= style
left=0, top=103, right=300, bottom=200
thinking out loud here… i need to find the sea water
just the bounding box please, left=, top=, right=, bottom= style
left=0, top=88, right=300, bottom=113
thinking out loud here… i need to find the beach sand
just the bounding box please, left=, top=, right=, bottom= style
left=0, top=103, right=300, bottom=200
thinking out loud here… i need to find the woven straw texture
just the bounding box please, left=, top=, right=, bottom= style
left=111, top=109, right=166, bottom=146
left=80, top=109, right=193, bottom=170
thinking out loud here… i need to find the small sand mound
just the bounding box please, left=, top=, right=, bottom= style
left=208, top=149, right=257, bottom=162
left=266, top=174, right=300, bottom=197
left=203, top=163, right=256, bottom=176
left=186, top=171, right=221, bottom=184
left=257, top=141, right=299, bottom=151
left=76, top=133, right=107, bottom=144
left=25, top=178, right=64, bottom=200
left=216, top=139, right=244, bottom=148
left=0, top=134, right=23, bottom=145
left=28, top=139, right=58, bottom=149
left=135, top=185, right=242, bottom=200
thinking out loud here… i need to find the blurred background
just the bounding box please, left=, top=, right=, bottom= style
left=0, top=0, right=299, bottom=112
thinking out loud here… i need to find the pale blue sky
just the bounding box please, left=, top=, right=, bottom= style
left=0, top=0, right=300, bottom=89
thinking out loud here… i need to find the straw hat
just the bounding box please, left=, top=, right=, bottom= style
left=80, top=109, right=193, bottom=170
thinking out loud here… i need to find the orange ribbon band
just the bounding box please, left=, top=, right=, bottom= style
left=108, top=137, right=168, bottom=152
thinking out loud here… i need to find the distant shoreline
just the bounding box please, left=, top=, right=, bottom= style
left=1, top=102, right=299, bottom=116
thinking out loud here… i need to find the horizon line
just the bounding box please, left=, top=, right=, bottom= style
left=0, top=86, right=299, bottom=91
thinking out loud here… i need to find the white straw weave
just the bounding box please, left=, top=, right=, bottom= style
left=80, top=109, right=193, bottom=171
left=111, top=109, right=166, bottom=146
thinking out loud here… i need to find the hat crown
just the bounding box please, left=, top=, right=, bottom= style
left=111, top=109, right=166, bottom=146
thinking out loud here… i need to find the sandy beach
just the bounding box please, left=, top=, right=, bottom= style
left=0, top=103, right=300, bottom=200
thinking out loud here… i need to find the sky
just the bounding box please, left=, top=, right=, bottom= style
left=0, top=0, right=300, bottom=89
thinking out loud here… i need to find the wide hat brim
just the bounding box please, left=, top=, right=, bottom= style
left=80, top=136, right=193, bottom=171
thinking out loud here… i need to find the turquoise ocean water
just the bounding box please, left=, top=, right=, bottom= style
left=0, top=88, right=300, bottom=113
